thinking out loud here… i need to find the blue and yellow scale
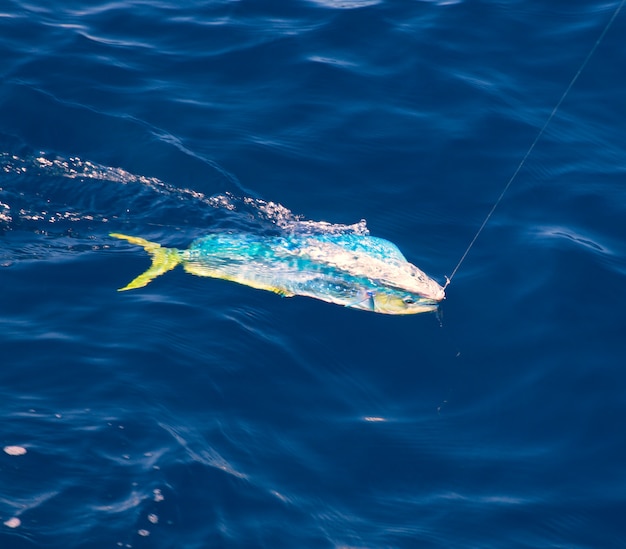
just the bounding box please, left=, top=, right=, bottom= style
left=110, top=232, right=445, bottom=314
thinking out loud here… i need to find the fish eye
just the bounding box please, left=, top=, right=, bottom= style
left=403, top=296, right=416, bottom=305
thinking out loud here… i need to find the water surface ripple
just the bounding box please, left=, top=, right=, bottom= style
left=1, top=0, right=626, bottom=547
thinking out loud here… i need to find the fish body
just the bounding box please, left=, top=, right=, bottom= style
left=110, top=232, right=445, bottom=314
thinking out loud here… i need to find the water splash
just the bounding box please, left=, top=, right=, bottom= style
left=0, top=151, right=369, bottom=237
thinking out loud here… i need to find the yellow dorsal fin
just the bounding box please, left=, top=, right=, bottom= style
left=110, top=233, right=181, bottom=291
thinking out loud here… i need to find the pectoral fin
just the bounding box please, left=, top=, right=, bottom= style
left=345, top=289, right=376, bottom=311
left=110, top=233, right=181, bottom=291
left=368, top=291, right=376, bottom=312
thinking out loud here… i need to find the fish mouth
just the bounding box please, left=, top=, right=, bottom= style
left=417, top=283, right=446, bottom=303
left=430, top=287, right=446, bottom=302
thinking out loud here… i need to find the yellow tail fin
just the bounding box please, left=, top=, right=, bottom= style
left=110, top=233, right=181, bottom=291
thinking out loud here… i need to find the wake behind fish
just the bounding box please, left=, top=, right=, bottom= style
left=1, top=150, right=444, bottom=314
left=0, top=151, right=369, bottom=236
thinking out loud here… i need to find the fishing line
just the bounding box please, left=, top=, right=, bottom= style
left=445, top=0, right=625, bottom=288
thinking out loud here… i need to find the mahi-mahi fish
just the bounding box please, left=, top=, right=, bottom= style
left=110, top=232, right=445, bottom=314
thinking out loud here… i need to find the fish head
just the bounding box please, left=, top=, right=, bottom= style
left=405, top=264, right=447, bottom=302
left=375, top=289, right=442, bottom=315
left=351, top=287, right=443, bottom=315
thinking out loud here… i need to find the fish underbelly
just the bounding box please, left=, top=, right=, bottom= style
left=182, top=254, right=364, bottom=304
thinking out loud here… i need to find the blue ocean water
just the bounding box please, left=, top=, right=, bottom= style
left=1, top=0, right=626, bottom=547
